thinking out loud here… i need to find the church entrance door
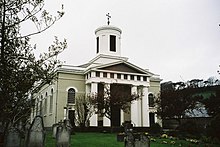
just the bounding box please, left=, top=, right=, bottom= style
left=68, top=110, right=75, bottom=127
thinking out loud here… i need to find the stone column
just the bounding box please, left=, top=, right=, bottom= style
left=90, top=82, right=98, bottom=126
left=103, top=83, right=111, bottom=126
left=142, top=86, right=149, bottom=127
left=131, top=86, right=140, bottom=126
left=137, top=87, right=142, bottom=126
left=120, top=109, right=124, bottom=125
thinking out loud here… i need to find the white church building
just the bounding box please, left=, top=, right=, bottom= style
left=31, top=23, right=161, bottom=128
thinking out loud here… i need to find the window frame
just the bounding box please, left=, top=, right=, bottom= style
left=67, top=88, right=76, bottom=104
left=110, top=35, right=116, bottom=52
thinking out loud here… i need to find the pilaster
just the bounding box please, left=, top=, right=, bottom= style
left=103, top=83, right=111, bottom=126
left=142, top=86, right=149, bottom=127
left=90, top=82, right=98, bottom=126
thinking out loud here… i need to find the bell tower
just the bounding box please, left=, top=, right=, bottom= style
left=95, top=14, right=122, bottom=57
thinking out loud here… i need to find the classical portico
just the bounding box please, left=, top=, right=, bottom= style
left=80, top=23, right=159, bottom=127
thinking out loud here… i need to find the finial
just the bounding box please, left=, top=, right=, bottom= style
left=106, top=13, right=111, bottom=25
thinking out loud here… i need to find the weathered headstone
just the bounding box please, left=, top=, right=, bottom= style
left=125, top=131, right=135, bottom=147
left=26, top=116, right=45, bottom=147
left=134, top=133, right=150, bottom=147
left=64, top=119, right=72, bottom=133
left=52, top=123, right=59, bottom=139
left=56, top=121, right=71, bottom=147
left=124, top=121, right=135, bottom=147
left=4, top=126, right=21, bottom=147
left=24, top=121, right=31, bottom=147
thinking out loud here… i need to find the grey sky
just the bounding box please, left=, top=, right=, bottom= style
left=25, top=0, right=220, bottom=82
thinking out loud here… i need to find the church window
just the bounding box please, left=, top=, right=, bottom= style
left=110, top=73, right=114, bottom=78
left=96, top=37, right=99, bottom=53
left=117, top=73, right=121, bottom=79
left=35, top=99, right=38, bottom=116
left=110, top=35, right=116, bottom=52
left=40, top=95, right=43, bottom=116
left=96, top=71, right=100, bottom=77
left=137, top=75, right=141, bottom=81
left=148, top=93, right=154, bottom=107
left=143, top=76, right=147, bottom=81
left=130, top=75, right=134, bottom=80
left=103, top=72, right=107, bottom=77
left=44, top=92, right=48, bottom=114
left=124, top=74, right=127, bottom=79
left=49, top=89, right=53, bottom=113
left=68, top=88, right=75, bottom=104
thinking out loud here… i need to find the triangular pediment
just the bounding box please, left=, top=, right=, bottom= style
left=98, top=62, right=150, bottom=75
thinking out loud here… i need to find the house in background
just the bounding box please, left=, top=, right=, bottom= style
left=30, top=23, right=161, bottom=129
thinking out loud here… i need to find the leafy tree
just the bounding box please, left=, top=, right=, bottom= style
left=156, top=82, right=203, bottom=124
left=0, top=0, right=67, bottom=130
left=75, top=94, right=94, bottom=128
left=89, top=83, right=139, bottom=126
left=202, top=90, right=220, bottom=117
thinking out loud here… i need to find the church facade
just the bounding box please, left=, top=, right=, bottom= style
left=30, top=24, right=161, bottom=128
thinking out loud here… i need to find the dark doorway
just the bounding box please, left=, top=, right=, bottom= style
left=149, top=113, right=155, bottom=127
left=110, top=84, right=131, bottom=127
left=68, top=110, right=75, bottom=127
left=111, top=105, right=120, bottom=127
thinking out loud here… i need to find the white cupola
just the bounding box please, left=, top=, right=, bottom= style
left=95, top=25, right=122, bottom=57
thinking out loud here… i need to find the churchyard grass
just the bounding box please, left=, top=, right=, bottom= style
left=45, top=132, right=123, bottom=147
left=45, top=132, right=220, bottom=147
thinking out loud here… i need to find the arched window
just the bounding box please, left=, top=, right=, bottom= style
left=49, top=89, right=53, bottom=113
left=44, top=92, right=48, bottom=114
left=36, top=97, right=39, bottom=116
left=68, top=88, right=75, bottom=104
left=40, top=95, right=43, bottom=116
left=148, top=93, right=154, bottom=107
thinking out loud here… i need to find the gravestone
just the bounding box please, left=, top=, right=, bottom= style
left=64, top=119, right=72, bottom=133
left=4, top=126, right=21, bottom=147
left=124, top=121, right=135, bottom=147
left=125, top=131, right=135, bottom=147
left=52, top=123, right=59, bottom=139
left=24, top=121, right=31, bottom=147
left=56, top=121, right=71, bottom=147
left=26, top=116, right=45, bottom=147
left=134, top=133, right=150, bottom=147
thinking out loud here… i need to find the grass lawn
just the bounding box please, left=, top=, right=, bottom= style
left=45, top=132, right=220, bottom=147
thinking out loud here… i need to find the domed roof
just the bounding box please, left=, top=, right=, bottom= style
left=95, top=25, right=122, bottom=34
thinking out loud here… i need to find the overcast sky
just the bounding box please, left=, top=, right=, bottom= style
left=25, top=0, right=220, bottom=82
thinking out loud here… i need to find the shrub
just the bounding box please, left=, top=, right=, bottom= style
left=200, top=135, right=212, bottom=143
left=206, top=114, right=220, bottom=141
left=177, top=121, right=204, bottom=137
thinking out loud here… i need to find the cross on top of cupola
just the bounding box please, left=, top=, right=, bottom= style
left=106, top=13, right=111, bottom=25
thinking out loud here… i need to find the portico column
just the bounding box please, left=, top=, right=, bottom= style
left=142, top=86, right=149, bottom=127
left=131, top=86, right=140, bottom=126
left=90, top=82, right=98, bottom=126
left=103, top=83, right=111, bottom=126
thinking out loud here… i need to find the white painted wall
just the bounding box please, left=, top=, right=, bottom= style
left=95, top=25, right=122, bottom=57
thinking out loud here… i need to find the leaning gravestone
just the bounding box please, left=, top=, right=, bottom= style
left=26, top=116, right=45, bottom=147
left=56, top=121, right=71, bottom=147
left=4, top=126, right=21, bottom=147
